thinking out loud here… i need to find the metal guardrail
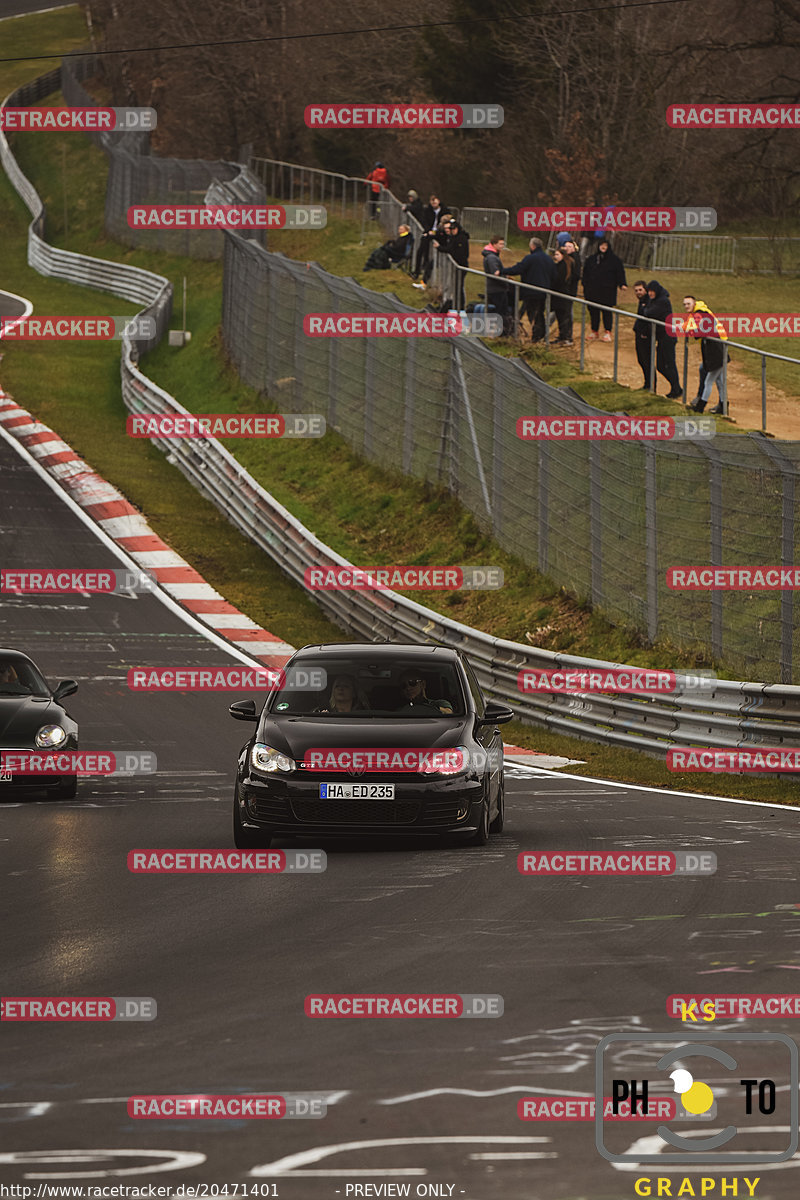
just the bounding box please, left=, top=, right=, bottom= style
left=6, top=67, right=800, bottom=762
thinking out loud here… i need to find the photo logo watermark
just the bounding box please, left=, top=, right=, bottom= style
left=0, top=107, right=156, bottom=131
left=518, top=207, right=717, bottom=232
left=0, top=751, right=157, bottom=776
left=0, top=316, right=157, bottom=340
left=303, top=313, right=503, bottom=338
left=127, top=849, right=325, bottom=873
left=128, top=1094, right=326, bottom=1119
left=668, top=313, right=800, bottom=337
left=667, top=747, right=800, bottom=773
left=306, top=748, right=470, bottom=774
left=668, top=104, right=800, bottom=128
left=127, top=205, right=327, bottom=229
left=305, top=566, right=503, bottom=590
left=595, top=1031, right=798, bottom=1164
left=305, top=994, right=503, bottom=1017
left=1, top=569, right=156, bottom=595
left=669, top=995, right=800, bottom=1020
left=127, top=667, right=325, bottom=691
left=519, top=1096, right=678, bottom=1121
left=518, top=668, right=717, bottom=695
left=126, top=414, right=325, bottom=438
left=517, top=851, right=717, bottom=876
left=1, top=997, right=156, bottom=1021
left=304, top=104, right=503, bottom=129
left=517, top=416, right=715, bottom=441
left=668, top=566, right=800, bottom=590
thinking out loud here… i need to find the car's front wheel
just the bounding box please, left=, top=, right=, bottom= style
left=54, top=776, right=78, bottom=800
left=233, top=786, right=273, bottom=848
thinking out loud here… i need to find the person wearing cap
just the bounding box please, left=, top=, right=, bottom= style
left=643, top=279, right=683, bottom=399
left=366, top=161, right=391, bottom=219
left=402, top=189, right=425, bottom=224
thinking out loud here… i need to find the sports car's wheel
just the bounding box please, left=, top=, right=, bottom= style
left=489, top=773, right=505, bottom=834
left=54, top=776, right=78, bottom=799
left=233, top=786, right=273, bottom=848
left=471, top=791, right=490, bottom=845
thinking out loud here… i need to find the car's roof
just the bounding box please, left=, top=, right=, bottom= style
left=294, top=643, right=461, bottom=661
left=0, top=648, right=38, bottom=665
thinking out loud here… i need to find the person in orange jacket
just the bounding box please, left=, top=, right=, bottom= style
left=366, top=161, right=390, bottom=219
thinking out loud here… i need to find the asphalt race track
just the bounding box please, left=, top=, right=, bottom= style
left=3, top=438, right=800, bottom=1199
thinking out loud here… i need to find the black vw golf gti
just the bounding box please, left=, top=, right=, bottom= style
left=230, top=643, right=513, bottom=847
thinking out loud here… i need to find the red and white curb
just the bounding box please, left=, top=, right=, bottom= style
left=502, top=743, right=585, bottom=769
left=0, top=389, right=294, bottom=667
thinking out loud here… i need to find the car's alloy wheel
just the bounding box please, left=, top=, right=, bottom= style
left=233, top=786, right=273, bottom=848
left=489, top=774, right=505, bottom=834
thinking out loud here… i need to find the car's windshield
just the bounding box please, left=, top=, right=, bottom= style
left=268, top=658, right=466, bottom=717
left=0, top=659, right=50, bottom=697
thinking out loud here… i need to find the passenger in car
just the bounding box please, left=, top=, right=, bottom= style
left=397, top=673, right=454, bottom=715
left=317, top=674, right=370, bottom=713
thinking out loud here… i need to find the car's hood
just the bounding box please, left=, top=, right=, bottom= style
left=259, top=715, right=466, bottom=762
left=0, top=695, right=59, bottom=745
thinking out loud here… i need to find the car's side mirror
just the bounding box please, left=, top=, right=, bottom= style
left=53, top=679, right=78, bottom=702
left=478, top=700, right=514, bottom=726
left=229, top=698, right=258, bottom=722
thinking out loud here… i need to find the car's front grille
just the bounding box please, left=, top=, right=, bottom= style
left=291, top=799, right=421, bottom=826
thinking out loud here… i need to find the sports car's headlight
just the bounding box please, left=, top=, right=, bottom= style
left=250, top=743, right=295, bottom=773
left=418, top=746, right=473, bottom=775
left=35, top=724, right=67, bottom=748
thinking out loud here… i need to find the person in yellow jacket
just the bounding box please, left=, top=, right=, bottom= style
left=683, top=296, right=728, bottom=413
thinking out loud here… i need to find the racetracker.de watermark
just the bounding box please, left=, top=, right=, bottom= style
left=127, top=849, right=325, bottom=873
left=127, top=668, right=325, bottom=691
left=305, top=749, right=472, bottom=774
left=0, top=752, right=156, bottom=776
left=517, top=416, right=714, bottom=441
left=305, top=994, right=503, bottom=1017
left=0, top=316, right=156, bottom=340
left=303, top=313, right=503, bottom=337
left=127, top=205, right=326, bottom=229
left=305, top=566, right=502, bottom=590
left=667, top=747, right=800, bottom=773
left=668, top=566, right=800, bottom=590
left=0, top=107, right=155, bottom=130
left=126, top=414, right=325, bottom=438
left=518, top=668, right=716, bottom=695
left=668, top=313, right=800, bottom=337
left=668, top=103, right=800, bottom=127
left=1, top=569, right=156, bottom=594
left=128, top=1094, right=326, bottom=1118
left=519, top=1096, right=678, bottom=1121
left=1, top=997, right=156, bottom=1020
left=304, top=104, right=503, bottom=128
left=518, top=207, right=717, bottom=232
left=669, top=994, right=800, bottom=1018
left=517, top=851, right=717, bottom=875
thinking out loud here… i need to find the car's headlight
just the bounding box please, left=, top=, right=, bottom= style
left=250, top=743, right=295, bottom=774
left=35, top=724, right=67, bottom=748
left=419, top=746, right=473, bottom=776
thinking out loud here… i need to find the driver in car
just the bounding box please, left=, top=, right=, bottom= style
left=0, top=663, right=20, bottom=686
left=396, top=672, right=454, bottom=715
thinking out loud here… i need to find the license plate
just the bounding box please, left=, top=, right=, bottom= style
left=0, top=772, right=12, bottom=782
left=320, top=783, right=395, bottom=799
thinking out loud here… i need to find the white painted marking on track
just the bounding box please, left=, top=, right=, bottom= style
left=250, top=1136, right=549, bottom=1177
left=0, top=1149, right=206, bottom=1179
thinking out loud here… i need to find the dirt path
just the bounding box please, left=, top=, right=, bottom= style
left=464, top=244, right=798, bottom=439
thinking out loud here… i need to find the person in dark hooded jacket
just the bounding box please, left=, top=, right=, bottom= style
left=482, top=236, right=512, bottom=335
left=439, top=219, right=471, bottom=309
left=582, top=238, right=627, bottom=338
left=643, top=279, right=683, bottom=398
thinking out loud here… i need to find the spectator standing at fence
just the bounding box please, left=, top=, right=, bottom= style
left=482, top=235, right=513, bottom=336
left=683, top=296, right=728, bottom=411
left=582, top=238, right=627, bottom=340
left=439, top=218, right=470, bottom=309
left=502, top=236, right=556, bottom=342
left=403, top=189, right=425, bottom=223
left=691, top=327, right=728, bottom=414
left=643, top=279, right=683, bottom=398
left=632, top=280, right=654, bottom=388
left=551, top=249, right=576, bottom=345
left=416, top=194, right=448, bottom=284
left=366, top=162, right=390, bottom=220
left=556, top=239, right=581, bottom=344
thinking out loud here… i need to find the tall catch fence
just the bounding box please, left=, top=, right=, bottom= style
left=220, top=231, right=800, bottom=685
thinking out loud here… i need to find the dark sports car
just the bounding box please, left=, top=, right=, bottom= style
left=0, top=649, right=79, bottom=799
left=230, top=642, right=513, bottom=847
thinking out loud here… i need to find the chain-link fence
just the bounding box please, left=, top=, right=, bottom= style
left=219, top=230, right=800, bottom=685
left=567, top=230, right=800, bottom=274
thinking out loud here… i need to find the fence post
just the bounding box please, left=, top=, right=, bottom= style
left=761, top=353, right=767, bottom=432
left=696, top=441, right=724, bottom=661
left=402, top=339, right=416, bottom=474
left=649, top=324, right=657, bottom=391
left=589, top=440, right=602, bottom=606
left=579, top=302, right=586, bottom=371
left=644, top=443, right=658, bottom=643
left=612, top=312, right=619, bottom=382
left=682, top=338, right=689, bottom=405
left=364, top=332, right=376, bottom=457
left=721, top=344, right=729, bottom=417
left=538, top=436, right=549, bottom=575
left=492, top=370, right=504, bottom=539
left=513, top=281, right=520, bottom=338
left=751, top=434, right=796, bottom=683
